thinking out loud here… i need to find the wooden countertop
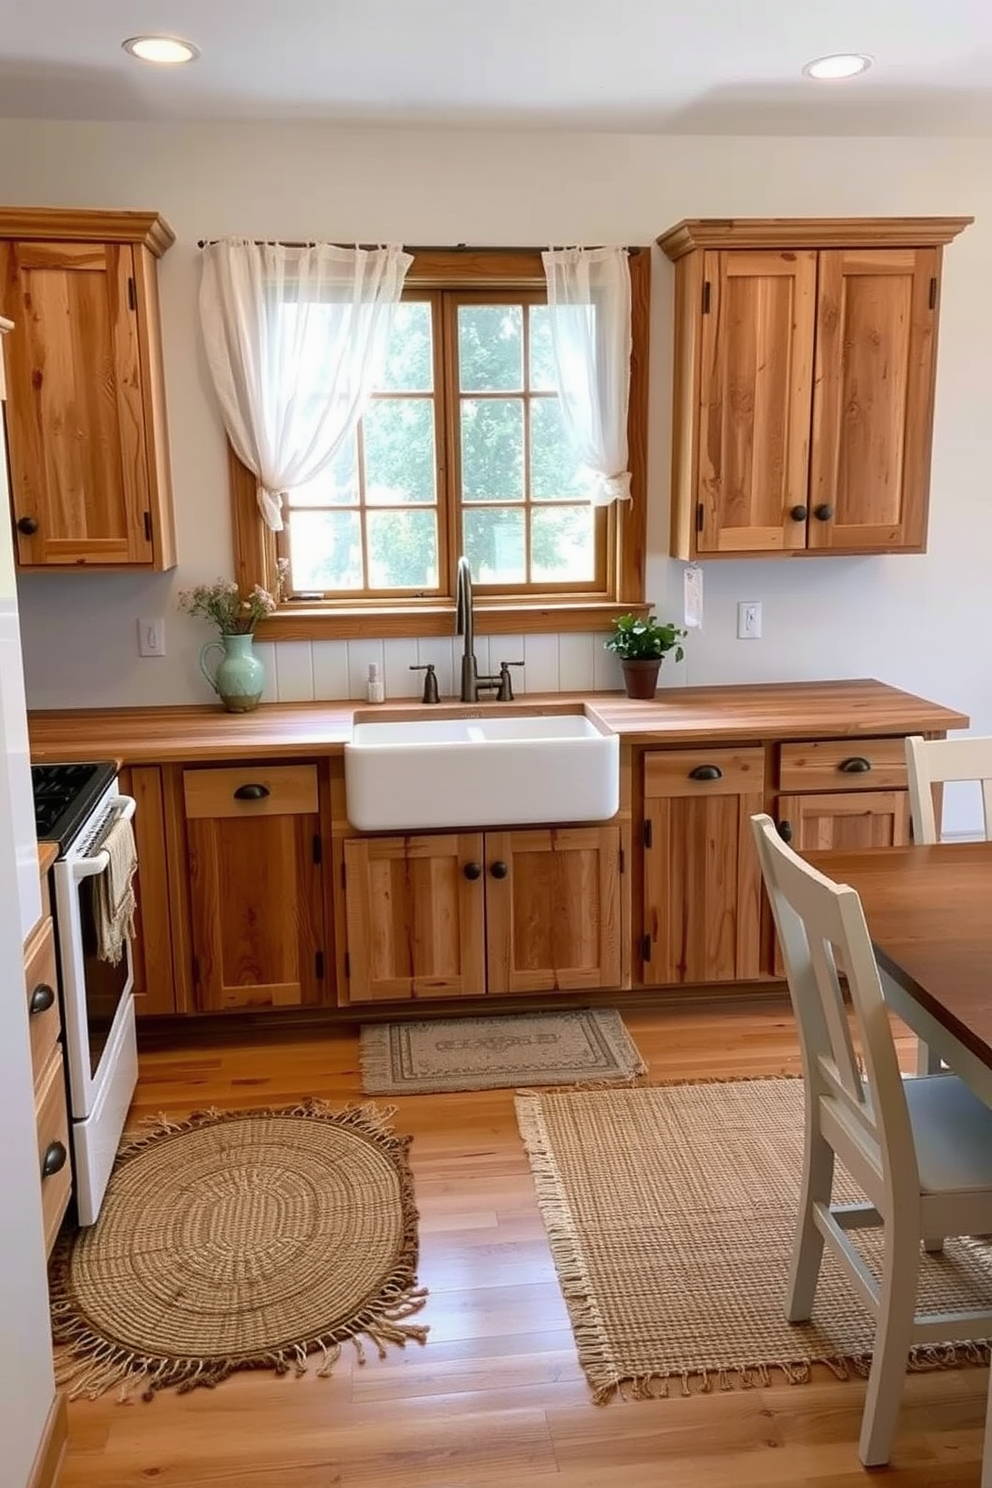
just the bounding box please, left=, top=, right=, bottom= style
left=27, top=679, right=969, bottom=765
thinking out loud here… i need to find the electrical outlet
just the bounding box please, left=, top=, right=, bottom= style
left=137, top=617, right=166, bottom=657
left=737, top=601, right=762, bottom=640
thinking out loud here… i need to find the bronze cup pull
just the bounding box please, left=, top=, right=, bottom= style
left=688, top=764, right=723, bottom=781
left=233, top=783, right=270, bottom=801
left=838, top=756, right=872, bottom=773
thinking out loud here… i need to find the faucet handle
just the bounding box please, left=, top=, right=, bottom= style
left=496, top=660, right=524, bottom=703
left=410, top=663, right=440, bottom=704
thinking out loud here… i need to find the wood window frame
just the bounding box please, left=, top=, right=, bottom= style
left=231, top=248, right=649, bottom=640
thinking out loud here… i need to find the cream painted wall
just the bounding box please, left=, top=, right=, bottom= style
left=0, top=122, right=988, bottom=822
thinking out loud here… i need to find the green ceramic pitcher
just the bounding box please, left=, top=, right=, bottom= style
left=199, top=633, right=265, bottom=712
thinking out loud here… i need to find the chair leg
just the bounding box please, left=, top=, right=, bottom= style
left=858, top=1226, right=919, bottom=1468
left=785, top=1128, right=834, bottom=1323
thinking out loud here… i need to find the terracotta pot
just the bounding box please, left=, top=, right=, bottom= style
left=620, top=658, right=662, bottom=700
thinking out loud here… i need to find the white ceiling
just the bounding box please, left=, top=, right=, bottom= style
left=2, top=0, right=992, bottom=135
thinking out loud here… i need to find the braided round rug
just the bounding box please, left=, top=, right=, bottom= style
left=49, top=1100, right=428, bottom=1401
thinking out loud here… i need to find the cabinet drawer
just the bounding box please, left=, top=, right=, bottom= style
left=779, top=738, right=908, bottom=792
left=24, top=917, right=60, bottom=1086
left=183, top=764, right=319, bottom=820
left=35, top=1047, right=72, bottom=1256
left=644, top=746, right=765, bottom=798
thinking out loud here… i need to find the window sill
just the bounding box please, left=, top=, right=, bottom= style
left=257, top=599, right=650, bottom=642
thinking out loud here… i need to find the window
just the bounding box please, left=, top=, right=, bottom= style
left=231, top=250, right=648, bottom=639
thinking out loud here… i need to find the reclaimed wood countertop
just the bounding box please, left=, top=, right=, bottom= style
left=27, top=679, right=969, bottom=765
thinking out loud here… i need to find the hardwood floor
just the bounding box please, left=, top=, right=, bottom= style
left=58, top=998, right=989, bottom=1487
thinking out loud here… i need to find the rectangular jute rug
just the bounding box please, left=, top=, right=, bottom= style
left=360, top=1008, right=646, bottom=1095
left=515, top=1078, right=992, bottom=1402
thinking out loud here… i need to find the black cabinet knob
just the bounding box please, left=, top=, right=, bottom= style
left=29, top=983, right=56, bottom=1016
left=490, top=860, right=509, bottom=880
left=42, top=1140, right=67, bottom=1179
left=778, top=820, right=793, bottom=843
left=838, top=756, right=872, bottom=774
left=233, top=783, right=270, bottom=801
left=17, top=516, right=38, bottom=535
left=688, top=764, right=723, bottom=781
left=463, top=862, right=482, bottom=881
left=789, top=505, right=808, bottom=522
left=813, top=504, right=834, bottom=521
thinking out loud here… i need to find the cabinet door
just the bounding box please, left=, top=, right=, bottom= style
left=343, top=833, right=486, bottom=1003
left=643, top=747, right=765, bottom=985
left=183, top=765, right=327, bottom=1012
left=118, top=765, right=177, bottom=1016
left=0, top=239, right=154, bottom=567
left=776, top=790, right=911, bottom=851
left=696, top=250, right=816, bottom=554
left=809, top=248, right=938, bottom=552
left=486, top=827, right=621, bottom=996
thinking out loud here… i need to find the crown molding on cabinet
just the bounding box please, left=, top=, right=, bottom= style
left=0, top=208, right=175, bottom=256
left=657, top=216, right=974, bottom=261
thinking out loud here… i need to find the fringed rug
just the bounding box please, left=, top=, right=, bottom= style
left=360, top=1008, right=646, bottom=1095
left=515, top=1078, right=992, bottom=1403
left=50, top=1100, right=428, bottom=1400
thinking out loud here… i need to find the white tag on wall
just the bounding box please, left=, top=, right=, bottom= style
left=683, top=564, right=704, bottom=629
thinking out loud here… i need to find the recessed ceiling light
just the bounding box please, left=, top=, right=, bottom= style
left=122, top=35, right=200, bottom=66
left=803, top=53, right=873, bottom=81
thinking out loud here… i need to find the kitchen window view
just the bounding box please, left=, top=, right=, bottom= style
left=275, top=289, right=606, bottom=601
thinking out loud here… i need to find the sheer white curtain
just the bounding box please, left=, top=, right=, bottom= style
left=199, top=239, right=412, bottom=531
left=541, top=246, right=632, bottom=506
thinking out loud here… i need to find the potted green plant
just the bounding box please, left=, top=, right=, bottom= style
left=605, top=613, right=687, bottom=699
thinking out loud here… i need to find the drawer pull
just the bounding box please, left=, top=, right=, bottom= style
left=838, top=756, right=872, bottom=774
left=490, top=860, right=509, bottom=880
left=778, top=820, right=794, bottom=843
left=688, top=764, right=723, bottom=781
left=463, top=862, right=482, bottom=881
left=42, top=1140, right=67, bottom=1180
left=233, top=783, right=271, bottom=801
left=789, top=504, right=808, bottom=522
left=29, top=983, right=56, bottom=1016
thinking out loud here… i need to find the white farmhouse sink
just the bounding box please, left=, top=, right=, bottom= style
left=344, top=711, right=619, bottom=831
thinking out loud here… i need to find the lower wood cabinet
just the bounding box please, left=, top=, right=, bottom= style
left=775, top=790, right=911, bottom=851
left=25, top=905, right=71, bottom=1255
left=342, top=824, right=622, bottom=1004
left=119, top=765, right=176, bottom=1016
left=642, top=746, right=765, bottom=985
left=182, top=763, right=329, bottom=1012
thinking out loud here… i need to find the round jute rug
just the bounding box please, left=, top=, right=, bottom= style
left=49, top=1100, right=428, bottom=1400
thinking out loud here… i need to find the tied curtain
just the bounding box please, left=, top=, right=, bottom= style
left=199, top=239, right=412, bottom=531
left=541, top=246, right=632, bottom=506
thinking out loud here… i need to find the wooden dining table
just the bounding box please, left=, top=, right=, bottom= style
left=805, top=838, right=992, bottom=1486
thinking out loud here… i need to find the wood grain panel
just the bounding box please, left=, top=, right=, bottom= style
left=35, top=1045, right=71, bottom=1255
left=24, top=916, right=59, bottom=1085
left=119, top=765, right=176, bottom=1016
left=778, top=737, right=908, bottom=792
left=183, top=763, right=319, bottom=819
left=343, top=833, right=486, bottom=1002
left=644, top=788, right=764, bottom=985
left=485, top=826, right=621, bottom=995
left=186, top=807, right=325, bottom=1012
left=776, top=790, right=911, bottom=852
left=810, top=248, right=937, bottom=552
left=697, top=250, right=816, bottom=553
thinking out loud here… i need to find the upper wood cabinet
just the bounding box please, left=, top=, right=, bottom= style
left=658, top=217, right=972, bottom=560
left=0, top=208, right=176, bottom=570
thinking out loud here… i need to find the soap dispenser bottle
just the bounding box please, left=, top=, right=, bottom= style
left=367, top=662, right=385, bottom=704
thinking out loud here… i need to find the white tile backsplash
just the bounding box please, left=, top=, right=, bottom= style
left=253, top=640, right=278, bottom=701
left=346, top=638, right=386, bottom=701
left=383, top=637, right=420, bottom=699
left=558, top=633, right=597, bottom=692
left=311, top=639, right=350, bottom=700
left=273, top=641, right=314, bottom=702
left=522, top=633, right=558, bottom=693
left=593, top=639, right=624, bottom=692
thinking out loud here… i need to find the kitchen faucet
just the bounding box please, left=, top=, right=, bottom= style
left=455, top=556, right=522, bottom=703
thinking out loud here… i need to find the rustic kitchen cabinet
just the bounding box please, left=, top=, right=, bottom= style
left=180, top=763, right=329, bottom=1013
left=0, top=208, right=176, bottom=570
left=642, top=745, right=765, bottom=985
left=342, top=824, right=622, bottom=1004
left=775, top=736, right=911, bottom=851
left=658, top=217, right=971, bottom=561
left=26, top=852, right=71, bottom=1255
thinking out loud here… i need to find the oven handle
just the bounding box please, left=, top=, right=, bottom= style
left=71, top=795, right=137, bottom=880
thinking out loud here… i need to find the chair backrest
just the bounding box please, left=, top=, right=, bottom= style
left=750, top=813, right=917, bottom=1198
left=905, top=734, right=992, bottom=844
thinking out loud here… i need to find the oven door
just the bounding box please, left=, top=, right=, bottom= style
left=54, top=794, right=137, bottom=1121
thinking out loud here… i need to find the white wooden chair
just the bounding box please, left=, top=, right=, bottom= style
left=905, top=734, right=992, bottom=844
left=750, top=811, right=992, bottom=1468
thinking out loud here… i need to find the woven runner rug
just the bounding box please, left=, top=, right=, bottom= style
left=49, top=1101, right=428, bottom=1400
left=360, top=1008, right=646, bottom=1094
left=515, top=1078, right=992, bottom=1402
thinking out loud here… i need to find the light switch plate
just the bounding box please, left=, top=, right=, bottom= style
left=137, top=617, right=166, bottom=657
left=737, top=601, right=762, bottom=639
